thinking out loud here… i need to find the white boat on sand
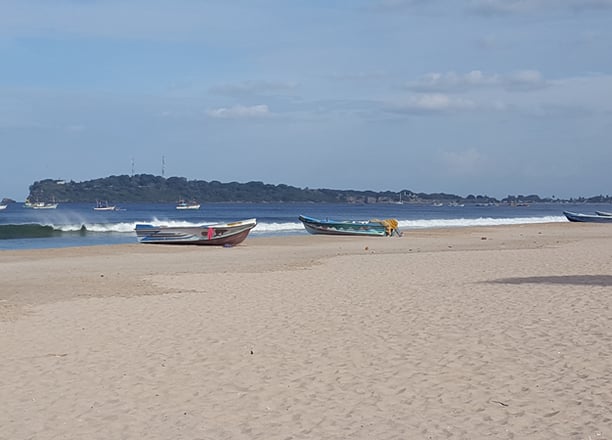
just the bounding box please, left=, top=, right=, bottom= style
left=135, top=218, right=256, bottom=246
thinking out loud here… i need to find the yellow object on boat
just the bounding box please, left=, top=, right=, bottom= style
left=370, top=218, right=400, bottom=236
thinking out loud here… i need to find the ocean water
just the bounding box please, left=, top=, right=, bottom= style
left=0, top=201, right=604, bottom=250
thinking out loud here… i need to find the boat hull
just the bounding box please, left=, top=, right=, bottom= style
left=24, top=201, right=58, bottom=209
left=564, top=211, right=612, bottom=223
left=176, top=205, right=200, bottom=210
left=31, top=203, right=58, bottom=209
left=135, top=218, right=256, bottom=245
left=176, top=199, right=200, bottom=210
left=298, top=215, right=397, bottom=236
left=94, top=201, right=118, bottom=211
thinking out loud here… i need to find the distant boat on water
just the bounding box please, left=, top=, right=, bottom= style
left=33, top=202, right=58, bottom=209
left=24, top=199, right=58, bottom=209
left=93, top=200, right=119, bottom=211
left=176, top=199, right=200, bottom=210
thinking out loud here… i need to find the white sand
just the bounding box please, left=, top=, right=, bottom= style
left=1, top=223, right=611, bottom=439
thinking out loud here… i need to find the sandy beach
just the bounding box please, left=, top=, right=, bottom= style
left=1, top=223, right=611, bottom=440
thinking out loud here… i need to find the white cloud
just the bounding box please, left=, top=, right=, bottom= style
left=387, top=94, right=476, bottom=114
left=206, top=104, right=271, bottom=119
left=328, top=71, right=388, bottom=81
left=408, top=70, right=548, bottom=93
left=503, top=70, right=547, bottom=91
left=209, top=81, right=299, bottom=97
left=439, top=148, right=490, bottom=176
left=410, top=70, right=499, bottom=92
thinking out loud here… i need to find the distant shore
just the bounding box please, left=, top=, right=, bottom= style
left=26, top=174, right=612, bottom=205
left=1, top=222, right=611, bottom=439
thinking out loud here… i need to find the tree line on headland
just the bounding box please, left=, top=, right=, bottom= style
left=10, top=174, right=612, bottom=205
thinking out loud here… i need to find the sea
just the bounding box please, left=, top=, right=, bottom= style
left=0, top=201, right=605, bottom=251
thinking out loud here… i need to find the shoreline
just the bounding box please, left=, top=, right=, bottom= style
left=2, top=222, right=611, bottom=439
left=0, top=200, right=587, bottom=251
left=1, top=222, right=609, bottom=313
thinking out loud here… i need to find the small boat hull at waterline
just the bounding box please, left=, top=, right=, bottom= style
left=94, top=201, right=119, bottom=211
left=595, top=211, right=612, bottom=217
left=563, top=211, right=612, bottom=223
left=135, top=218, right=256, bottom=245
left=176, top=200, right=200, bottom=210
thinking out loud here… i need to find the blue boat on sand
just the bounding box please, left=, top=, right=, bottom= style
left=298, top=215, right=401, bottom=237
left=563, top=211, right=612, bottom=223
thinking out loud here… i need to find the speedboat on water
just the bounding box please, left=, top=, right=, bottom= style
left=135, top=218, right=256, bottom=245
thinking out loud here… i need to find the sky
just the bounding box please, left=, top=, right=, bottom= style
left=1, top=0, right=611, bottom=201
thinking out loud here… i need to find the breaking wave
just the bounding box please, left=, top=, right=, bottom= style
left=0, top=215, right=566, bottom=240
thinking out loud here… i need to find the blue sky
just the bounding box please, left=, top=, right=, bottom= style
left=1, top=0, right=611, bottom=200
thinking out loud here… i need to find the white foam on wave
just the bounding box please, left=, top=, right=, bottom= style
left=49, top=215, right=567, bottom=234
left=398, top=216, right=566, bottom=229
left=55, top=222, right=140, bottom=233
left=251, top=222, right=304, bottom=233
left=54, top=217, right=218, bottom=233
